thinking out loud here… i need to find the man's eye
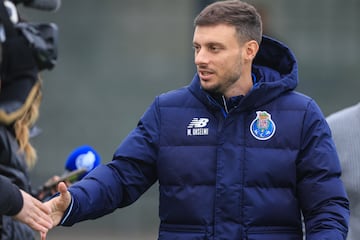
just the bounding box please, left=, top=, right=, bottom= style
left=209, top=46, right=220, bottom=52
left=193, top=46, right=200, bottom=52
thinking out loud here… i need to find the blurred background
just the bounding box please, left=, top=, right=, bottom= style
left=14, top=0, right=360, bottom=239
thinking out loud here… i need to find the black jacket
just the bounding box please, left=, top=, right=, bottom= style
left=0, top=175, right=23, bottom=216
left=0, top=9, right=40, bottom=239
left=0, top=124, right=35, bottom=240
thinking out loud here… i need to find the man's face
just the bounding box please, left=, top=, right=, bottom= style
left=193, top=24, right=244, bottom=96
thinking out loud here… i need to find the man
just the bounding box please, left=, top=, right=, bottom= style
left=0, top=175, right=52, bottom=234
left=44, top=1, right=349, bottom=239
left=327, top=102, right=360, bottom=240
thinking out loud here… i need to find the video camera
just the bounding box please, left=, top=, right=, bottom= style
left=0, top=0, right=59, bottom=71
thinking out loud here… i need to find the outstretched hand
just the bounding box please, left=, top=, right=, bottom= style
left=40, top=182, right=72, bottom=240
left=13, top=190, right=53, bottom=233
left=46, top=181, right=72, bottom=226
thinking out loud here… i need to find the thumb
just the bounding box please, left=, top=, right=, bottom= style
left=45, top=181, right=72, bottom=227
left=57, top=182, right=71, bottom=207
left=57, top=181, right=68, bottom=194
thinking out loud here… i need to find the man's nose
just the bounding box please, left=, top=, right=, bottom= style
left=194, top=49, right=210, bottom=65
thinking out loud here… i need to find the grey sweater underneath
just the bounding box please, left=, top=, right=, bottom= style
left=327, top=102, right=360, bottom=240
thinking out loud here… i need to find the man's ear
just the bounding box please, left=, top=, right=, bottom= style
left=243, top=40, right=259, bottom=62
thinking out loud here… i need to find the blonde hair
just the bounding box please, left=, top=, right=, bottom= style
left=14, top=80, right=42, bottom=168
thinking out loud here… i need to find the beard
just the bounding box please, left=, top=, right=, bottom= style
left=200, top=70, right=241, bottom=96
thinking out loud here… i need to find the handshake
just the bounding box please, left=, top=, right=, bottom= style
left=12, top=182, right=72, bottom=240
left=9, top=145, right=101, bottom=239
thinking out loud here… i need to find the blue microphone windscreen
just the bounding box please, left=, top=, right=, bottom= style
left=65, top=145, right=101, bottom=175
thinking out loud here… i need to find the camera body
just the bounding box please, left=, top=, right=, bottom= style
left=16, top=22, right=58, bottom=71
left=0, top=0, right=58, bottom=71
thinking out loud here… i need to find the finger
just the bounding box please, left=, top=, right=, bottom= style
left=31, top=199, right=53, bottom=228
left=26, top=220, right=49, bottom=234
left=25, top=207, right=52, bottom=231
left=40, top=231, right=47, bottom=240
left=57, top=181, right=68, bottom=193
left=58, top=182, right=71, bottom=203
left=33, top=197, right=52, bottom=214
left=34, top=212, right=53, bottom=230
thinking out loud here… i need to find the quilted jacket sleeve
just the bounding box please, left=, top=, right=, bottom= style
left=61, top=100, right=159, bottom=226
left=297, top=100, right=349, bottom=240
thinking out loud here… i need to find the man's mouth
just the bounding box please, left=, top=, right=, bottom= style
left=198, top=69, right=214, bottom=80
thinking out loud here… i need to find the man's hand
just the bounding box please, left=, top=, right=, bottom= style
left=13, top=190, right=53, bottom=233
left=45, top=181, right=72, bottom=226
left=41, top=182, right=72, bottom=240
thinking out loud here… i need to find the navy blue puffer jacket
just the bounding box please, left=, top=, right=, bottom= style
left=62, top=36, right=349, bottom=240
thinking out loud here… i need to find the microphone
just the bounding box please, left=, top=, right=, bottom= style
left=37, top=145, right=101, bottom=198
left=12, top=0, right=61, bottom=12
left=63, top=145, right=101, bottom=181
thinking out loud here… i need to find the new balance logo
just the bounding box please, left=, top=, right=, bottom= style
left=188, top=118, right=209, bottom=128
left=187, top=118, right=209, bottom=136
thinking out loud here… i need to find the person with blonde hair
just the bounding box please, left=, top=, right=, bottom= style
left=0, top=13, right=52, bottom=239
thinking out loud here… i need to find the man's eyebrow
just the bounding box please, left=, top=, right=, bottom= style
left=193, top=41, right=224, bottom=46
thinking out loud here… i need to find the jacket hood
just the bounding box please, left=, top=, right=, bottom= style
left=253, top=35, right=298, bottom=91
left=189, top=35, right=298, bottom=111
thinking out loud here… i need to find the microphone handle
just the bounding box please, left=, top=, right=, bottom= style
left=35, top=168, right=87, bottom=201
left=43, top=168, right=87, bottom=190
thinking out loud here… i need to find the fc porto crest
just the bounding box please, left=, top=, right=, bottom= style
left=250, top=111, right=276, bottom=140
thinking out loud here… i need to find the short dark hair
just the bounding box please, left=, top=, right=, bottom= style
left=194, top=0, right=263, bottom=45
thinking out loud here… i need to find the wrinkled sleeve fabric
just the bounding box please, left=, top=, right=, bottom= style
left=0, top=175, right=23, bottom=216
left=297, top=100, right=349, bottom=240
left=61, top=99, right=160, bottom=226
